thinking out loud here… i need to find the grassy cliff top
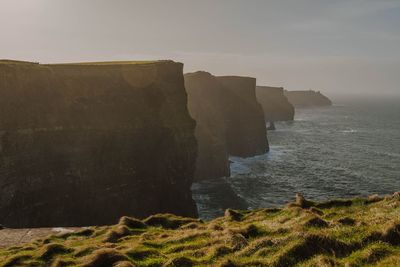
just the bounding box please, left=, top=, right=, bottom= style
left=0, top=60, right=174, bottom=66
left=1, top=193, right=399, bottom=267
left=0, top=60, right=39, bottom=65
left=46, top=60, right=173, bottom=66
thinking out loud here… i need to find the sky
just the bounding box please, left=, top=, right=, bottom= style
left=1, top=0, right=400, bottom=96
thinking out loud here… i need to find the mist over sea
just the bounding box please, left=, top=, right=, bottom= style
left=192, top=96, right=400, bottom=220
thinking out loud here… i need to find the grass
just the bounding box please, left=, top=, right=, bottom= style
left=0, top=59, right=173, bottom=66
left=46, top=60, right=171, bottom=66
left=0, top=193, right=399, bottom=266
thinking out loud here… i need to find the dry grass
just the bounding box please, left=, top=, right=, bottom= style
left=1, top=193, right=400, bottom=266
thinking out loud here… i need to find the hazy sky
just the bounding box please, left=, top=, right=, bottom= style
left=1, top=0, right=400, bottom=96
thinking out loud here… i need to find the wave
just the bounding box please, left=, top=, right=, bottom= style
left=194, top=101, right=400, bottom=220
left=340, top=129, right=358, bottom=133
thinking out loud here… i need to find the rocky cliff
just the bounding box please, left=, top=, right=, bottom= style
left=217, top=76, right=269, bottom=157
left=0, top=60, right=198, bottom=228
left=184, top=73, right=269, bottom=180
left=284, top=90, right=332, bottom=108
left=256, top=86, right=295, bottom=121
left=184, top=72, right=230, bottom=180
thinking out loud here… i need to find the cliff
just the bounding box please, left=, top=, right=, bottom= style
left=1, top=193, right=399, bottom=266
left=184, top=73, right=269, bottom=180
left=0, top=60, right=198, bottom=228
left=217, top=76, right=269, bottom=157
left=184, top=72, right=230, bottom=180
left=284, top=90, right=332, bottom=108
left=256, top=86, right=295, bottom=121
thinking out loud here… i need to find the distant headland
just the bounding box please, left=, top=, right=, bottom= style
left=284, top=90, right=332, bottom=108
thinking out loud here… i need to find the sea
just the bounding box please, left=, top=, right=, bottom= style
left=192, top=96, right=400, bottom=220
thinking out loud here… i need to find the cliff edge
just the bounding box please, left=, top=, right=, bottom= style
left=184, top=72, right=269, bottom=180
left=184, top=72, right=230, bottom=180
left=256, top=86, right=295, bottom=122
left=0, top=60, right=198, bottom=228
left=217, top=76, right=269, bottom=157
left=284, top=90, right=332, bottom=108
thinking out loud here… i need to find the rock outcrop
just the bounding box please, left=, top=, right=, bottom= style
left=216, top=76, right=269, bottom=157
left=184, top=72, right=230, bottom=180
left=284, top=90, right=332, bottom=108
left=184, top=73, right=269, bottom=180
left=256, top=86, right=295, bottom=121
left=0, top=60, right=198, bottom=228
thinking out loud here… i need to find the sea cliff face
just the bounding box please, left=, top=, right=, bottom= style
left=284, top=90, right=332, bottom=108
left=184, top=73, right=269, bottom=180
left=184, top=72, right=230, bottom=180
left=217, top=76, right=269, bottom=157
left=256, top=86, right=295, bottom=121
left=0, top=60, right=198, bottom=228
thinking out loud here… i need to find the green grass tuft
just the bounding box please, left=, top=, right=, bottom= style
left=1, top=194, right=399, bottom=266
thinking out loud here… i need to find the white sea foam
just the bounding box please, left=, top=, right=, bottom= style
left=341, top=129, right=358, bottom=133
left=193, top=99, right=400, bottom=220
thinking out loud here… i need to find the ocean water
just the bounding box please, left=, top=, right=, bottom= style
left=192, top=96, right=400, bottom=220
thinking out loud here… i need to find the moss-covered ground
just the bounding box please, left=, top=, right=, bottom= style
left=1, top=193, right=399, bottom=267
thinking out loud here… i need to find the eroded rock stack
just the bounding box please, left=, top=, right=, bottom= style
left=256, top=86, right=295, bottom=121
left=0, top=60, right=198, bottom=227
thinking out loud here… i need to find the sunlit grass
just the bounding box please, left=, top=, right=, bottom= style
left=0, top=193, right=399, bottom=266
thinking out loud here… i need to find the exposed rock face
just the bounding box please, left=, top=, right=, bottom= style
left=217, top=76, right=269, bottom=157
left=184, top=73, right=269, bottom=180
left=256, top=86, right=295, bottom=121
left=0, top=60, right=198, bottom=228
left=284, top=90, right=332, bottom=108
left=184, top=72, right=230, bottom=180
